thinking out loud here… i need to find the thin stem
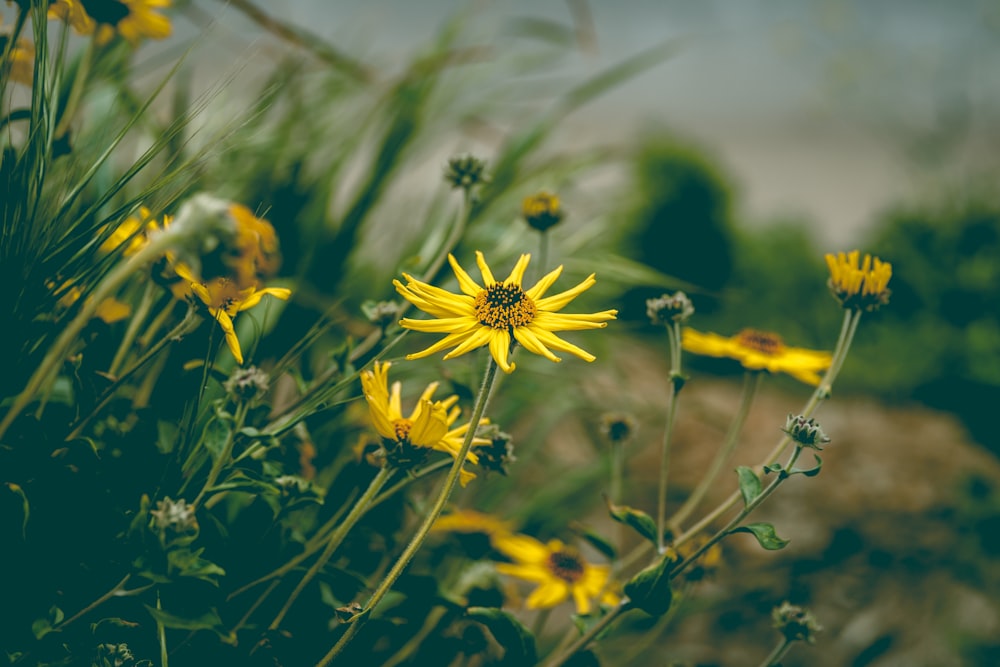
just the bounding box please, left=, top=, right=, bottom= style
left=53, top=37, right=95, bottom=139
left=536, top=229, right=550, bottom=283
left=192, top=403, right=249, bottom=508
left=369, top=458, right=451, bottom=510
left=656, top=321, right=683, bottom=553
left=531, top=607, right=552, bottom=639
left=670, top=446, right=803, bottom=579
left=54, top=574, right=131, bottom=631
left=609, top=440, right=624, bottom=504
left=669, top=371, right=761, bottom=530
left=757, top=637, right=794, bottom=667
left=269, top=465, right=393, bottom=630
left=157, top=591, right=168, bottom=667
left=317, top=358, right=500, bottom=666
left=543, top=601, right=629, bottom=667
left=109, top=281, right=157, bottom=376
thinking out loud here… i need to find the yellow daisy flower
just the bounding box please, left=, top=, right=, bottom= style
left=176, top=264, right=290, bottom=365
left=682, top=328, right=832, bottom=386
left=492, top=533, right=619, bottom=615
left=394, top=251, right=617, bottom=374
left=825, top=250, right=892, bottom=311
left=49, top=0, right=172, bottom=46
left=99, top=206, right=168, bottom=256
left=225, top=203, right=281, bottom=288
left=360, top=361, right=489, bottom=487
left=432, top=509, right=515, bottom=537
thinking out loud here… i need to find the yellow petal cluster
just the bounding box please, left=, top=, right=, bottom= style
left=682, top=328, right=832, bottom=386
left=825, top=250, right=892, bottom=311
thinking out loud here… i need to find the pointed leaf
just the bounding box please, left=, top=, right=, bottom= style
left=606, top=497, right=658, bottom=546
left=729, top=522, right=789, bottom=550
left=763, top=463, right=784, bottom=475
left=623, top=555, right=674, bottom=616
left=143, top=605, right=222, bottom=631
left=467, top=607, right=537, bottom=665
left=789, top=454, right=823, bottom=478
left=735, top=466, right=761, bottom=509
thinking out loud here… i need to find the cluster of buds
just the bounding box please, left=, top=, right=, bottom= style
left=224, top=365, right=270, bottom=403
left=521, top=191, right=564, bottom=232
left=444, top=154, right=490, bottom=192
left=782, top=414, right=831, bottom=450
left=772, top=601, right=823, bottom=644
left=599, top=412, right=639, bottom=446
left=646, top=291, right=694, bottom=325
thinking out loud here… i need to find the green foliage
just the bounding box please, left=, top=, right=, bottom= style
left=729, top=522, right=790, bottom=551
left=467, top=607, right=538, bottom=666
left=623, top=554, right=674, bottom=616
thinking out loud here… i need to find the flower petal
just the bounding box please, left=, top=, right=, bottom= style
left=489, top=328, right=515, bottom=373
left=513, top=326, right=561, bottom=362
left=524, top=265, right=563, bottom=300
left=475, top=251, right=496, bottom=286
left=449, top=254, right=484, bottom=297
left=535, top=274, right=597, bottom=311
left=503, top=254, right=531, bottom=287
left=527, top=327, right=596, bottom=362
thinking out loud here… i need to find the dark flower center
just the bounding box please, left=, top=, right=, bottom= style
left=81, top=0, right=131, bottom=25
left=546, top=548, right=585, bottom=583
left=735, top=329, right=784, bottom=356
left=474, top=283, right=537, bottom=329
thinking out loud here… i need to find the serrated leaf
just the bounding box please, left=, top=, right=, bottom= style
left=623, top=555, right=673, bottom=616
left=143, top=605, right=222, bottom=631
left=729, top=522, right=789, bottom=550
left=789, top=454, right=823, bottom=478
left=605, top=498, right=658, bottom=546
left=467, top=607, right=537, bottom=665
left=735, top=466, right=761, bottom=508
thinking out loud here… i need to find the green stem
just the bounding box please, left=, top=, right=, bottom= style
left=536, top=229, right=550, bottom=283
left=531, top=606, right=552, bottom=639
left=192, top=402, right=249, bottom=508
left=670, top=446, right=803, bottom=579
left=54, top=574, right=131, bottom=631
left=269, top=465, right=393, bottom=630
left=109, top=280, right=157, bottom=376
left=369, top=458, right=451, bottom=510
left=543, top=601, right=629, bottom=667
left=317, top=358, right=500, bottom=666
left=609, top=440, right=624, bottom=504
left=53, top=36, right=95, bottom=139
left=656, top=321, right=683, bottom=552
left=157, top=590, right=168, bottom=667
left=669, top=371, right=761, bottom=530
left=0, top=230, right=191, bottom=441
left=757, top=637, right=794, bottom=667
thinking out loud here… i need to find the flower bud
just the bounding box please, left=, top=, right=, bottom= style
left=522, top=191, right=563, bottom=231
left=646, top=291, right=694, bottom=325
left=599, top=412, right=638, bottom=446
left=224, top=366, right=270, bottom=402
left=444, top=154, right=490, bottom=191
left=772, top=601, right=822, bottom=643
left=782, top=414, right=831, bottom=450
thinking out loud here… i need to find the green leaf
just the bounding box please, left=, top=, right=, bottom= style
left=763, top=463, right=784, bottom=475
left=605, top=498, right=658, bottom=546
left=735, top=466, right=761, bottom=508
left=143, top=605, right=222, bottom=631
left=201, top=418, right=232, bottom=463
left=729, top=522, right=789, bottom=550
left=156, top=420, right=179, bottom=455
left=31, top=606, right=64, bottom=639
left=789, top=454, right=823, bottom=478
left=573, top=524, right=617, bottom=561
left=167, top=548, right=226, bottom=584
left=623, top=555, right=673, bottom=616
left=467, top=607, right=537, bottom=666
left=5, top=482, right=29, bottom=539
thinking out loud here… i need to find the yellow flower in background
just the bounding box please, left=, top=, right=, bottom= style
left=176, top=264, right=290, bottom=365
left=682, top=328, right=832, bottom=386
left=521, top=191, right=563, bottom=231
left=51, top=281, right=131, bottom=324
left=99, top=206, right=170, bottom=256
left=49, top=0, right=172, bottom=46
left=432, top=509, right=515, bottom=537
left=825, top=250, right=892, bottom=311
left=395, top=251, right=617, bottom=373
left=492, top=533, right=619, bottom=615
left=226, top=203, right=280, bottom=288
left=360, top=361, right=489, bottom=486
left=1, top=33, right=34, bottom=87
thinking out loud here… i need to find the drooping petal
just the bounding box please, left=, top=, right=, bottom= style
left=211, top=309, right=243, bottom=365
left=488, top=328, right=515, bottom=373
left=236, top=286, right=291, bottom=311
left=405, top=330, right=479, bottom=360
left=525, top=580, right=570, bottom=610
left=527, top=327, right=596, bottom=362
left=513, top=326, right=561, bottom=362
left=441, top=327, right=494, bottom=360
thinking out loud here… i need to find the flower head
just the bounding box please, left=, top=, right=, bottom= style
left=772, top=601, right=823, bottom=644
left=176, top=264, right=290, bottom=365
left=782, top=414, right=831, bottom=450
left=444, top=153, right=489, bottom=191
left=521, top=191, right=563, bottom=231
left=682, top=328, right=832, bottom=386
left=492, top=533, right=619, bottom=615
left=599, top=412, right=638, bottom=446
left=646, top=291, right=694, bottom=325
left=359, top=361, right=489, bottom=486
left=50, top=0, right=172, bottom=46
left=825, top=250, right=892, bottom=311
left=395, top=251, right=617, bottom=373
left=224, top=365, right=270, bottom=402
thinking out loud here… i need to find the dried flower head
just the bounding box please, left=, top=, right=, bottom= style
left=825, top=250, right=892, bottom=311
left=522, top=191, right=563, bottom=232
left=475, top=425, right=516, bottom=476
left=444, top=153, right=490, bottom=191
left=782, top=414, right=831, bottom=450
left=646, top=291, right=694, bottom=325
left=599, top=412, right=638, bottom=446
left=224, top=365, right=270, bottom=402
left=149, top=497, right=198, bottom=536
left=772, top=601, right=823, bottom=643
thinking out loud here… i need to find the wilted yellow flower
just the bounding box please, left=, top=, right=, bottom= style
left=432, top=509, right=515, bottom=537
left=682, top=328, right=832, bottom=386
left=176, top=264, right=290, bottom=365
left=49, top=0, right=171, bottom=46
left=825, top=250, right=892, bottom=311
left=492, top=533, right=619, bottom=615
left=360, top=361, right=489, bottom=486
left=395, top=251, right=617, bottom=373
left=522, top=191, right=563, bottom=231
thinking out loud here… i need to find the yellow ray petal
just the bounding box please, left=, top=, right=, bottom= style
left=475, top=251, right=496, bottom=286
left=535, top=274, right=597, bottom=311
left=449, top=254, right=483, bottom=297
left=524, top=265, right=563, bottom=300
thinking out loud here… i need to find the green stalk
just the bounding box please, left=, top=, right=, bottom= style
left=543, top=601, right=629, bottom=667
left=669, top=371, right=761, bottom=530
left=655, top=320, right=683, bottom=553
left=757, top=637, right=794, bottom=667
left=192, top=402, right=250, bottom=508
left=109, top=280, right=157, bottom=376
left=269, top=465, right=393, bottom=630
left=53, top=37, right=96, bottom=139
left=316, top=358, right=500, bottom=666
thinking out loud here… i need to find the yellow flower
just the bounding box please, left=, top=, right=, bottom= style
left=99, top=206, right=169, bottom=256
left=395, top=251, right=617, bottom=373
left=432, top=509, right=515, bottom=537
left=176, top=264, right=290, bottom=365
left=1, top=34, right=34, bottom=87
left=521, top=191, right=563, bottom=231
left=51, top=281, right=132, bottom=324
left=225, top=203, right=280, bottom=288
left=49, top=0, right=172, bottom=46
left=359, top=361, right=489, bottom=486
left=825, top=250, right=892, bottom=311
left=682, top=328, right=832, bottom=386
left=492, top=533, right=619, bottom=615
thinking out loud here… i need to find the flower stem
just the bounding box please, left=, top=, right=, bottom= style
left=757, top=637, right=794, bottom=667
left=192, top=402, right=250, bottom=509
left=543, top=601, right=629, bottom=667
left=536, top=229, right=550, bottom=283
left=269, top=465, right=393, bottom=630
left=669, top=371, right=761, bottom=530
left=656, top=321, right=683, bottom=553
left=109, top=280, right=157, bottom=376
left=316, top=358, right=500, bottom=666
